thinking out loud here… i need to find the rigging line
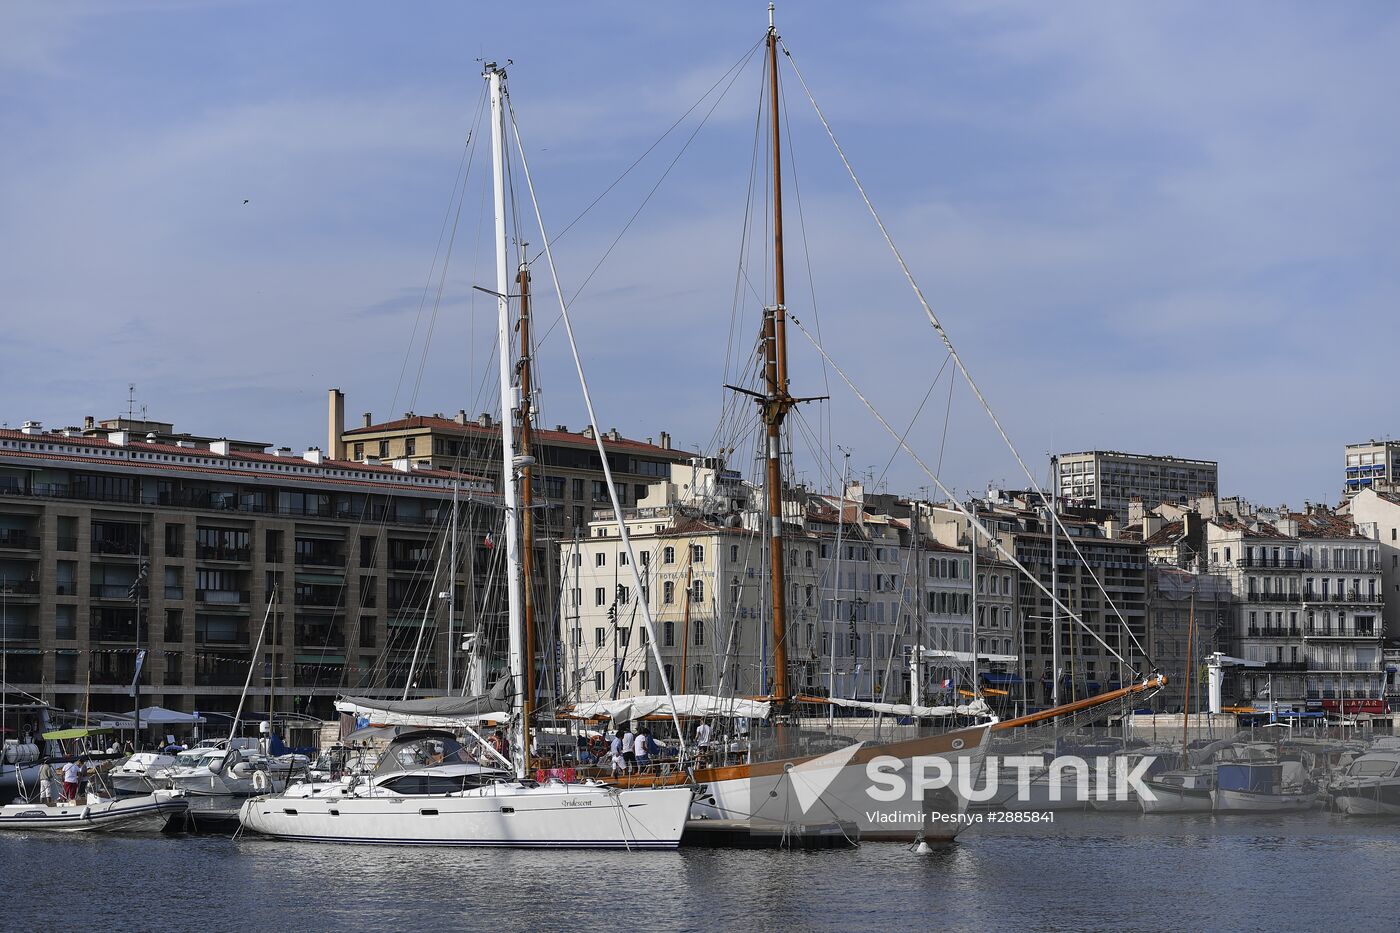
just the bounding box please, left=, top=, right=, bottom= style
left=529, top=42, right=763, bottom=354
left=390, top=82, right=489, bottom=415
left=873, top=352, right=952, bottom=494
left=787, top=314, right=1152, bottom=675
left=780, top=43, right=1148, bottom=664
left=936, top=362, right=956, bottom=480
left=507, top=99, right=688, bottom=751
left=527, top=36, right=765, bottom=264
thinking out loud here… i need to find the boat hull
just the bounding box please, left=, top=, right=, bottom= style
left=0, top=791, right=187, bottom=832
left=689, top=722, right=993, bottom=842
left=1332, top=781, right=1400, bottom=816
left=238, top=783, right=692, bottom=848
left=1140, top=783, right=1213, bottom=814
left=1212, top=787, right=1318, bottom=813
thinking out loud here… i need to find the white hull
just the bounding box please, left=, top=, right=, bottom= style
left=0, top=791, right=187, bottom=832
left=239, top=782, right=692, bottom=848
left=1140, top=785, right=1213, bottom=814
left=1212, top=787, right=1318, bottom=813
left=1332, top=783, right=1400, bottom=816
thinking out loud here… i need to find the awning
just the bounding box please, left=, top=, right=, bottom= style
left=980, top=672, right=1023, bottom=685
left=41, top=727, right=114, bottom=740
left=294, top=572, right=345, bottom=585
left=336, top=676, right=511, bottom=727
left=571, top=695, right=771, bottom=722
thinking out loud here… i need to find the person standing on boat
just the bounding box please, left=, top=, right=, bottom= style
left=36, top=759, right=56, bottom=806
left=621, top=726, right=636, bottom=774
left=633, top=730, right=651, bottom=772
left=61, top=758, right=82, bottom=803
left=609, top=730, right=625, bottom=776
left=695, top=721, right=712, bottom=750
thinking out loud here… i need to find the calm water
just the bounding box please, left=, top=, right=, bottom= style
left=0, top=811, right=1394, bottom=932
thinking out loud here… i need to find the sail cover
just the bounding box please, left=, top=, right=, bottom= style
left=820, top=696, right=994, bottom=719
left=571, top=695, right=771, bottom=722
left=336, top=677, right=511, bottom=727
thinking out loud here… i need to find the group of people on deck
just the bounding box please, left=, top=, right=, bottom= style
left=608, top=727, right=659, bottom=775
left=34, top=758, right=85, bottom=806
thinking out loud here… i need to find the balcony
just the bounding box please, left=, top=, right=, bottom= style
left=196, top=545, right=251, bottom=562
left=1246, top=627, right=1302, bottom=639
left=1302, top=591, right=1383, bottom=605
left=0, top=530, right=37, bottom=550
left=0, top=625, right=40, bottom=641
left=294, top=590, right=342, bottom=608
left=1245, top=592, right=1301, bottom=604
left=89, top=583, right=136, bottom=599
left=294, top=628, right=347, bottom=648
left=1305, top=628, right=1378, bottom=640
left=0, top=580, right=39, bottom=596
left=1239, top=557, right=1309, bottom=569
left=1262, top=660, right=1309, bottom=672
left=194, top=628, right=250, bottom=646
left=196, top=589, right=249, bottom=605
left=91, top=539, right=144, bottom=556
left=89, top=624, right=149, bottom=642
left=294, top=551, right=345, bottom=568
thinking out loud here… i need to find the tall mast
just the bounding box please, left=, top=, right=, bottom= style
left=1050, top=453, right=1060, bottom=709
left=763, top=3, right=793, bottom=710
left=486, top=61, right=526, bottom=778
left=970, top=515, right=979, bottom=694
left=447, top=478, right=457, bottom=693
left=517, top=260, right=537, bottom=772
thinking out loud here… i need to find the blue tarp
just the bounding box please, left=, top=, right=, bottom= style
left=980, top=672, right=1023, bottom=684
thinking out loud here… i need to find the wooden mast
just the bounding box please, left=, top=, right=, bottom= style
left=763, top=2, right=793, bottom=712
left=517, top=261, right=536, bottom=770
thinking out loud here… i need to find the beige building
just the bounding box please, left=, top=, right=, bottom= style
left=0, top=418, right=492, bottom=721
left=1344, top=440, right=1400, bottom=497
left=1057, top=450, right=1218, bottom=522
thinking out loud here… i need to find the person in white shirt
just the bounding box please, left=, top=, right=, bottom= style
left=621, top=728, right=636, bottom=774
left=609, top=730, right=625, bottom=776
left=61, top=758, right=82, bottom=802
left=633, top=731, right=650, bottom=771
left=695, top=721, right=712, bottom=749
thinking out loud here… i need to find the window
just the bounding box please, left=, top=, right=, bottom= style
left=378, top=440, right=389, bottom=458
left=693, top=663, right=705, bottom=690
left=617, top=585, right=631, bottom=605
left=405, top=437, right=416, bottom=456
left=595, top=627, right=607, bottom=648
left=691, top=544, right=704, bottom=563
left=571, top=478, right=584, bottom=501
left=620, top=551, right=629, bottom=566
left=595, top=552, right=606, bottom=567
left=594, top=587, right=607, bottom=607
left=730, top=544, right=739, bottom=563
left=663, top=546, right=675, bottom=564
left=617, top=627, right=631, bottom=648
left=352, top=442, right=364, bottom=460
left=639, top=551, right=650, bottom=567
left=592, top=481, right=608, bottom=502
left=663, top=621, right=675, bottom=646
left=594, top=670, right=606, bottom=692
left=805, top=550, right=814, bottom=568
left=570, top=627, right=582, bottom=647
left=692, top=580, right=705, bottom=603
left=663, top=580, right=675, bottom=604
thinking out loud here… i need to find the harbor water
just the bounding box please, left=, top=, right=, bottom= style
left=0, top=811, right=1395, bottom=932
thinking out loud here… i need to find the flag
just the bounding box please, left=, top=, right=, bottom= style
left=940, top=678, right=953, bottom=690
left=483, top=533, right=495, bottom=549
left=129, top=649, right=147, bottom=697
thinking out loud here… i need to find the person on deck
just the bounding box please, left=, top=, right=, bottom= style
left=61, top=758, right=82, bottom=803
left=621, top=726, right=636, bottom=774
left=633, top=730, right=650, bottom=772
left=695, top=721, right=712, bottom=750
left=609, top=730, right=625, bottom=776
left=36, top=759, right=56, bottom=806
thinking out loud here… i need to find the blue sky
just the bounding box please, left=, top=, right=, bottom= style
left=3, top=1, right=1398, bottom=507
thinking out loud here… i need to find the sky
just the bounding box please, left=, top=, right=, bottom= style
left=2, top=1, right=1398, bottom=508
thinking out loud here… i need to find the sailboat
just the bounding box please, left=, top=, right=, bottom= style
left=570, top=7, right=1168, bottom=844
left=238, top=61, right=692, bottom=848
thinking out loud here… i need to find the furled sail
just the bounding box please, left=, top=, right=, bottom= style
left=816, top=695, right=995, bottom=719
left=571, top=695, right=771, bottom=722
left=336, top=676, right=511, bottom=727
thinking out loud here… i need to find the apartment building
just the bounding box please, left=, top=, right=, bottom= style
left=1345, top=487, right=1400, bottom=638
left=1343, top=439, right=1400, bottom=497
left=1057, top=450, right=1218, bottom=522
left=0, top=419, right=493, bottom=720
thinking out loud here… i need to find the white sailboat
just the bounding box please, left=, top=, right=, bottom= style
left=239, top=61, right=692, bottom=848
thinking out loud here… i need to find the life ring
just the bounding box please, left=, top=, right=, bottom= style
left=252, top=769, right=272, bottom=794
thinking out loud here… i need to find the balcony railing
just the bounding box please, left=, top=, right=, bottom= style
left=0, top=625, right=40, bottom=640
left=90, top=583, right=136, bottom=599
left=195, top=629, right=250, bottom=645
left=0, top=530, right=37, bottom=549
left=1239, top=557, right=1309, bottom=569
left=0, top=580, right=39, bottom=596
left=1262, top=660, right=1308, bottom=672
left=197, top=589, right=249, bottom=605
left=1245, top=592, right=1301, bottom=604
left=294, top=592, right=342, bottom=608
left=1302, top=592, right=1382, bottom=604
left=294, top=628, right=347, bottom=648
left=1246, top=627, right=1302, bottom=638
left=91, top=539, right=144, bottom=556
left=294, top=552, right=345, bottom=568
left=196, top=545, right=251, bottom=562
left=1305, top=628, right=1378, bottom=639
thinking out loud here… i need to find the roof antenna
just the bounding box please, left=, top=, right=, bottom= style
left=127, top=383, right=136, bottom=422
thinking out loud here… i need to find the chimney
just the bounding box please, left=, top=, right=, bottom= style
left=477, top=413, right=493, bottom=428
left=107, top=430, right=130, bottom=447
left=455, top=410, right=468, bottom=425
left=606, top=427, right=621, bottom=441
left=328, top=388, right=346, bottom=459
left=274, top=446, right=295, bottom=458
left=20, top=420, right=43, bottom=435
left=581, top=425, right=595, bottom=439
left=83, top=415, right=95, bottom=430
left=659, top=431, right=671, bottom=450
left=209, top=439, right=231, bottom=456
left=1142, top=515, right=1164, bottom=539
left=362, top=412, right=373, bottom=428
left=555, top=424, right=568, bottom=433
left=303, top=447, right=324, bottom=465
left=175, top=440, right=196, bottom=449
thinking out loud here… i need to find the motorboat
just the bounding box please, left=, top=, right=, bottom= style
left=1090, top=748, right=1172, bottom=812
left=1329, top=747, right=1400, bottom=816
left=1213, top=760, right=1318, bottom=812
left=162, top=745, right=307, bottom=797
left=239, top=729, right=692, bottom=848
left=0, top=789, right=187, bottom=832
left=1140, top=768, right=1215, bottom=814
left=107, top=751, right=180, bottom=795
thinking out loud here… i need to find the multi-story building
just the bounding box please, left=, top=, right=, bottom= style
left=558, top=500, right=822, bottom=705
left=1207, top=506, right=1385, bottom=707
left=0, top=419, right=493, bottom=721
left=1345, top=488, right=1400, bottom=638
left=1144, top=565, right=1232, bottom=713
left=1343, top=439, right=1400, bottom=498
left=331, top=389, right=691, bottom=538
left=1056, top=450, right=1218, bottom=522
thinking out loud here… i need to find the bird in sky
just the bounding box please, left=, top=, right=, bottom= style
left=242, top=199, right=250, bottom=204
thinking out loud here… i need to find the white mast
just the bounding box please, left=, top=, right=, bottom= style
left=487, top=61, right=525, bottom=778
left=447, top=478, right=458, bottom=693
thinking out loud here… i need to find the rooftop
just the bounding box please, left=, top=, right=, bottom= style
left=344, top=414, right=690, bottom=458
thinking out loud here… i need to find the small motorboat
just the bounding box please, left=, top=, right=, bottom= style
left=0, top=789, right=187, bottom=832
left=1140, top=768, right=1215, bottom=814
left=1329, top=748, right=1400, bottom=816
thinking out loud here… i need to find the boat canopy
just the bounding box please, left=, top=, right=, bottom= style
left=571, top=695, right=771, bottom=722
left=41, top=727, right=114, bottom=740
left=336, top=676, right=511, bottom=727
left=817, top=696, right=994, bottom=719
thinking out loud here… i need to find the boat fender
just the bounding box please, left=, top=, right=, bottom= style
left=252, top=769, right=271, bottom=794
